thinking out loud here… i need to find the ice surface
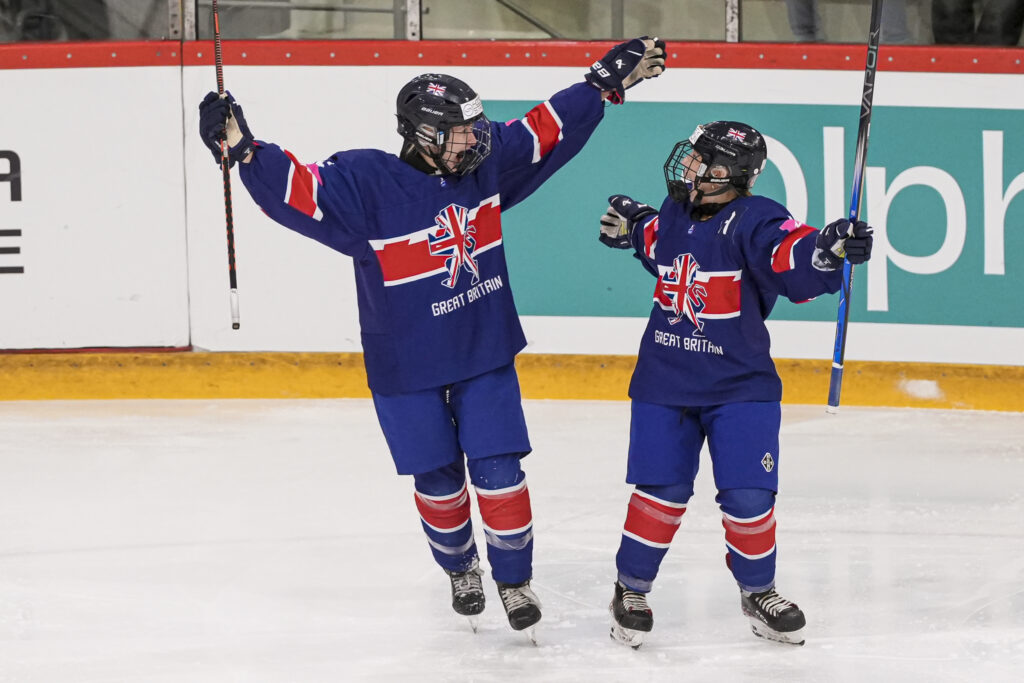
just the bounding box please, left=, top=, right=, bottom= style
left=1, top=400, right=1022, bottom=682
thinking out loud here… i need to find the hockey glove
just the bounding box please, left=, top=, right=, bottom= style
left=585, top=36, right=666, bottom=104
left=199, top=91, right=255, bottom=168
left=599, top=194, right=658, bottom=249
left=812, top=219, right=874, bottom=271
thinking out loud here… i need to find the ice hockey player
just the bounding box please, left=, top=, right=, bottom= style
left=198, top=37, right=666, bottom=642
left=597, top=121, right=873, bottom=648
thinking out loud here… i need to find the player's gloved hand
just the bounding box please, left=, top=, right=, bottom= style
left=585, top=36, right=666, bottom=104
left=198, top=91, right=255, bottom=168
left=599, top=194, right=658, bottom=249
left=812, top=219, right=874, bottom=271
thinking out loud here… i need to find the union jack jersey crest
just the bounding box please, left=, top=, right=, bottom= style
left=727, top=128, right=747, bottom=142
left=428, top=203, right=481, bottom=288
left=660, top=253, right=708, bottom=330
left=427, top=82, right=447, bottom=96
left=654, top=254, right=743, bottom=333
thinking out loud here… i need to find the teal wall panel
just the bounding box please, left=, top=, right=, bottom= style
left=486, top=99, right=1024, bottom=328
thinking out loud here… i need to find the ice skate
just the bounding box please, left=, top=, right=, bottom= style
left=496, top=580, right=542, bottom=644
left=609, top=581, right=653, bottom=649
left=740, top=587, right=806, bottom=645
left=444, top=559, right=485, bottom=632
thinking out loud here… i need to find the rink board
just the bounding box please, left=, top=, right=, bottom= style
left=1, top=41, right=1023, bottom=405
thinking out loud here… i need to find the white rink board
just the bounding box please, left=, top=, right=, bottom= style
left=0, top=67, right=189, bottom=349
left=1, top=62, right=1021, bottom=361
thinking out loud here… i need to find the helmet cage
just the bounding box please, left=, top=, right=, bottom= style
left=408, top=114, right=492, bottom=176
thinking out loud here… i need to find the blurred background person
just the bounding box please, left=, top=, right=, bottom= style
left=932, top=0, right=1024, bottom=45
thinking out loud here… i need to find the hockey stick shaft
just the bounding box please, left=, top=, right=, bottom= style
left=826, top=0, right=883, bottom=412
left=213, top=0, right=240, bottom=329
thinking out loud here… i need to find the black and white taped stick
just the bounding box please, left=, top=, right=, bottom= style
left=213, top=0, right=240, bottom=330
left=827, top=0, right=883, bottom=413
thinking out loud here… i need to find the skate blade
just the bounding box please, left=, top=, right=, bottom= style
left=609, top=623, right=646, bottom=649
left=466, top=615, right=480, bottom=633
left=748, top=621, right=805, bottom=646
left=523, top=625, right=538, bottom=646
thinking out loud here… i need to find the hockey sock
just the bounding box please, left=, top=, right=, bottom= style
left=717, top=487, right=777, bottom=592
left=615, top=483, right=691, bottom=592
left=413, top=462, right=478, bottom=573
left=469, top=454, right=533, bottom=585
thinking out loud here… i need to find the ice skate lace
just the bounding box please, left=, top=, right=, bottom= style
left=754, top=589, right=794, bottom=617
left=499, top=585, right=533, bottom=611
left=451, top=569, right=482, bottom=597
left=621, top=588, right=650, bottom=614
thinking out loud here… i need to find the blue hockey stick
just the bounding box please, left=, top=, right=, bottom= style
left=827, top=0, right=884, bottom=413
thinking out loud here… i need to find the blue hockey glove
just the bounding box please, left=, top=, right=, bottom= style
left=199, top=91, right=255, bottom=168
left=585, top=36, right=666, bottom=104
left=599, top=194, right=658, bottom=249
left=813, top=219, right=874, bottom=271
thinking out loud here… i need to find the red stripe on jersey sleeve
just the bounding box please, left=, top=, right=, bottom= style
left=522, top=101, right=562, bottom=160
left=643, top=216, right=659, bottom=259
left=283, top=149, right=319, bottom=219
left=771, top=225, right=816, bottom=273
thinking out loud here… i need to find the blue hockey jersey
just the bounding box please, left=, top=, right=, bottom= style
left=239, top=82, right=605, bottom=394
left=626, top=194, right=842, bottom=406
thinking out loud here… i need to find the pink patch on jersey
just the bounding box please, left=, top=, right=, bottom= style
left=722, top=507, right=777, bottom=559
left=306, top=162, right=324, bottom=186
left=476, top=480, right=532, bottom=533
left=623, top=491, right=686, bottom=547
left=415, top=484, right=471, bottom=532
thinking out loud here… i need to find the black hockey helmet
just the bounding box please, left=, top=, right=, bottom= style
left=396, top=73, right=492, bottom=176
left=663, top=121, right=767, bottom=204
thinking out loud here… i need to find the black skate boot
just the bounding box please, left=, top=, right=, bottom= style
left=444, top=559, right=485, bottom=631
left=496, top=580, right=542, bottom=643
left=740, top=587, right=806, bottom=645
left=609, top=581, right=653, bottom=649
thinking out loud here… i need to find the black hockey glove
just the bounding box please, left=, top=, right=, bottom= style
left=585, top=36, right=666, bottom=104
left=812, top=219, right=874, bottom=271
left=599, top=194, right=658, bottom=249
left=199, top=91, right=255, bottom=168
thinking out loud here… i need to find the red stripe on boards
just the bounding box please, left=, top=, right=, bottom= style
left=3, top=40, right=1023, bottom=73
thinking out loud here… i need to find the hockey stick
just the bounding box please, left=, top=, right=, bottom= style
left=826, top=0, right=883, bottom=413
left=213, top=0, right=240, bottom=329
